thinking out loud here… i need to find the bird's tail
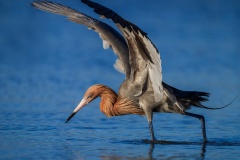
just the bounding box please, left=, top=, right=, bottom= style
left=163, top=82, right=233, bottom=110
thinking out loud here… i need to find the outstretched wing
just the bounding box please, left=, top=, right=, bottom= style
left=31, top=1, right=131, bottom=77
left=81, top=0, right=163, bottom=102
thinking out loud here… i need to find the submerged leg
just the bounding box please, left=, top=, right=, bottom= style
left=184, top=112, right=207, bottom=142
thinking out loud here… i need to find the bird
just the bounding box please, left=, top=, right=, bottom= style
left=31, top=0, right=230, bottom=142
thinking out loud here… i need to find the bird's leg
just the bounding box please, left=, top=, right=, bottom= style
left=184, top=111, right=207, bottom=142
left=148, top=120, right=156, bottom=142
left=145, top=111, right=156, bottom=142
left=141, top=104, right=156, bottom=142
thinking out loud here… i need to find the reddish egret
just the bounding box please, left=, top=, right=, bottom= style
left=32, top=0, right=229, bottom=142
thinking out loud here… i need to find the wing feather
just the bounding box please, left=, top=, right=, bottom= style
left=31, top=1, right=131, bottom=77
left=82, top=0, right=163, bottom=102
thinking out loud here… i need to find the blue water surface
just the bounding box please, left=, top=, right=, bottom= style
left=0, top=0, right=240, bottom=159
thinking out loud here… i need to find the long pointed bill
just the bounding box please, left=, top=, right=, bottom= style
left=65, top=99, right=88, bottom=123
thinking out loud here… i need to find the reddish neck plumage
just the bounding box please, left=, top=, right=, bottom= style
left=93, top=84, right=144, bottom=117
left=98, top=86, right=119, bottom=116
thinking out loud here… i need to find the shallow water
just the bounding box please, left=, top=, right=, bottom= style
left=0, top=0, right=240, bottom=159
left=1, top=105, right=240, bottom=159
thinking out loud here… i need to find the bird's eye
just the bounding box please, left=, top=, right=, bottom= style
left=87, top=94, right=93, bottom=99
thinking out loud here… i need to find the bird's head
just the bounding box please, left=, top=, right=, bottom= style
left=65, top=85, right=103, bottom=123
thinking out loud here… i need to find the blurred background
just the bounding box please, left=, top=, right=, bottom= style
left=0, top=0, right=239, bottom=159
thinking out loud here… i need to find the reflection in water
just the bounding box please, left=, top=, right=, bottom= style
left=201, top=142, right=206, bottom=158
left=145, top=140, right=206, bottom=160
left=64, top=140, right=208, bottom=160
left=96, top=140, right=240, bottom=160
left=97, top=141, right=206, bottom=160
